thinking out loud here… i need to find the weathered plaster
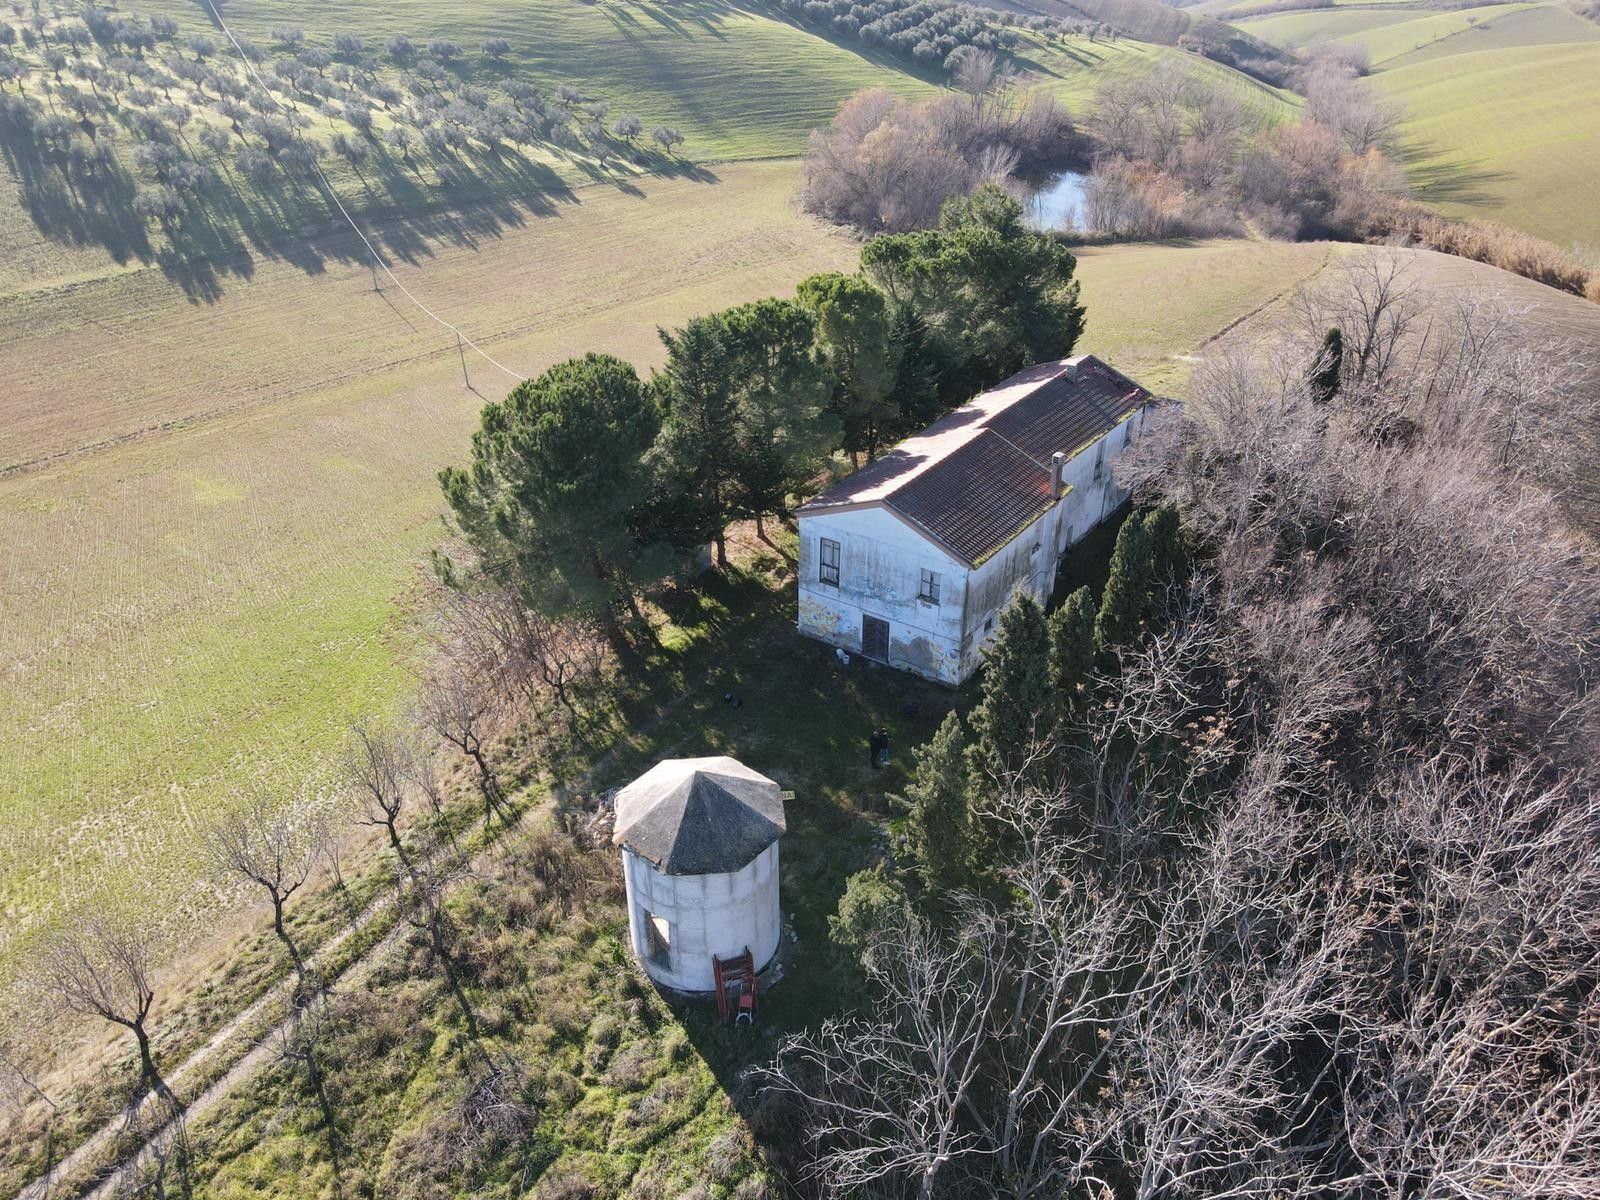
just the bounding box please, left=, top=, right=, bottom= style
left=798, top=404, right=1155, bottom=685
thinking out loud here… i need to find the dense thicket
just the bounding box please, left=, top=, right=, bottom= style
left=766, top=259, right=1600, bottom=1197
left=801, top=66, right=1077, bottom=234
left=1076, top=57, right=1600, bottom=300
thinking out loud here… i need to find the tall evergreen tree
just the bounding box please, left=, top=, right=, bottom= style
left=1048, top=585, right=1097, bottom=724
left=900, top=711, right=976, bottom=896
left=1142, top=505, right=1188, bottom=612
left=1095, top=507, right=1187, bottom=655
left=1310, top=326, right=1344, bottom=405
left=439, top=353, right=664, bottom=658
left=652, top=316, right=738, bottom=566
left=718, top=297, right=839, bottom=536
left=796, top=271, right=899, bottom=464
left=1095, top=512, right=1154, bottom=654
left=969, top=593, right=1054, bottom=781
left=861, top=184, right=1087, bottom=406
left=884, top=304, right=945, bottom=439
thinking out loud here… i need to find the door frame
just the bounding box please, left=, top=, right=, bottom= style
left=861, top=613, right=890, bottom=662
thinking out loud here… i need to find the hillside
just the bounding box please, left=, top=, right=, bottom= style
left=9, top=238, right=1596, bottom=1200
left=0, top=0, right=1324, bottom=1021
left=1230, top=0, right=1600, bottom=248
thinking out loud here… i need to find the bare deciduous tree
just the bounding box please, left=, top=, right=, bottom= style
left=204, top=785, right=327, bottom=989
left=416, top=673, right=507, bottom=828
left=343, top=718, right=416, bottom=874
left=775, top=282, right=1600, bottom=1197
left=40, top=915, right=174, bottom=1106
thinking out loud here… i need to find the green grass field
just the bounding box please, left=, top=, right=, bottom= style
left=130, top=0, right=936, bottom=163
left=0, top=202, right=1335, bottom=1028
left=1027, top=32, right=1299, bottom=120
left=1382, top=41, right=1600, bottom=248
left=1229, top=1, right=1600, bottom=249
left=0, top=161, right=862, bottom=1014
left=1238, top=1, right=1597, bottom=66
left=1232, top=6, right=1427, bottom=48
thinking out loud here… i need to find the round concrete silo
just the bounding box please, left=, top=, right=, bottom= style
left=611, top=756, right=786, bottom=993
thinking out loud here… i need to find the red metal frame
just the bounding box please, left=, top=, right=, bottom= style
left=712, top=947, right=757, bottom=1022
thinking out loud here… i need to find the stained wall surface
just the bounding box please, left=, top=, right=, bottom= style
left=621, top=842, right=782, bottom=992
left=797, top=404, right=1152, bottom=684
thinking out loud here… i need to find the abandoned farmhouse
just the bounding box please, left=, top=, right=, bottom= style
left=796, top=355, right=1160, bottom=684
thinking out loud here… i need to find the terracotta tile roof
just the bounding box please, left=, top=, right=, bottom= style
left=888, top=431, right=1055, bottom=566
left=801, top=355, right=1152, bottom=566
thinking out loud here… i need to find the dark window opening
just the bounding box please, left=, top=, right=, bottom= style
left=919, top=568, right=940, bottom=604
left=819, top=537, right=840, bottom=587
left=644, top=911, right=671, bottom=967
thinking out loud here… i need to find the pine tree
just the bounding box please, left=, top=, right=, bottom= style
left=1310, top=326, right=1343, bottom=405
left=969, top=593, right=1053, bottom=780
left=1094, top=513, right=1154, bottom=653
left=1048, top=586, right=1096, bottom=723
left=796, top=271, right=899, bottom=464
left=900, top=711, right=975, bottom=895
left=719, top=298, right=839, bottom=537
left=885, top=304, right=945, bottom=439
left=439, top=353, right=662, bottom=659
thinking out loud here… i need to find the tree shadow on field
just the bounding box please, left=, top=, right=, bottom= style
left=0, top=121, right=154, bottom=269
left=1396, top=144, right=1514, bottom=208
left=602, top=0, right=745, bottom=40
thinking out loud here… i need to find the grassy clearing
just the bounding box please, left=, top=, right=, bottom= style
left=158, top=543, right=987, bottom=1200
left=1233, top=6, right=1422, bottom=47
left=0, top=161, right=861, bottom=1017
left=1070, top=237, right=1333, bottom=392
left=1025, top=33, right=1299, bottom=120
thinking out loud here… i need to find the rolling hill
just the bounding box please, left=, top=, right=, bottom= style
left=0, top=0, right=1307, bottom=1033
left=1229, top=0, right=1600, bottom=248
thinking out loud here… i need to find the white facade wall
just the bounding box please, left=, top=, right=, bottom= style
left=621, top=842, right=781, bottom=993
left=797, top=505, right=970, bottom=684
left=798, top=405, right=1151, bottom=685
left=959, top=406, right=1147, bottom=676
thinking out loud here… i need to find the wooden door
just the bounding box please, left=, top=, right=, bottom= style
left=861, top=614, right=890, bottom=662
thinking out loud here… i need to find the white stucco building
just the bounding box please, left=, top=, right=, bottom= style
left=796, top=355, right=1162, bottom=685
left=611, top=756, right=786, bottom=993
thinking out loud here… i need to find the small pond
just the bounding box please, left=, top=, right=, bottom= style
left=1024, top=170, right=1089, bottom=232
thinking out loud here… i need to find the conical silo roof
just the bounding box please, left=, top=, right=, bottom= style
left=611, top=756, right=787, bottom=876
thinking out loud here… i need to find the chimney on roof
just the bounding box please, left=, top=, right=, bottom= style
left=1051, top=451, right=1066, bottom=499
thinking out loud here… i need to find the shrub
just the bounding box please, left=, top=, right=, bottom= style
left=534, top=1171, right=597, bottom=1200
left=1339, top=192, right=1597, bottom=299
left=803, top=86, right=1075, bottom=232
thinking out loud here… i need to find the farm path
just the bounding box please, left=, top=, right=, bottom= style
left=18, top=883, right=399, bottom=1200
left=22, top=680, right=692, bottom=1200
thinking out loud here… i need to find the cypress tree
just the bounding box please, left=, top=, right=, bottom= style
left=969, top=593, right=1053, bottom=780
left=900, top=711, right=975, bottom=895
left=1094, top=513, right=1154, bottom=653
left=1142, top=505, right=1188, bottom=621
left=1048, top=586, right=1097, bottom=723
left=1310, top=327, right=1343, bottom=405
left=652, top=317, right=737, bottom=566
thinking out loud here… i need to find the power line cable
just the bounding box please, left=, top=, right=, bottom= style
left=198, top=0, right=528, bottom=383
